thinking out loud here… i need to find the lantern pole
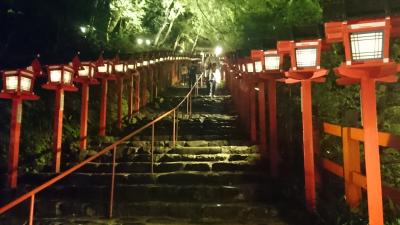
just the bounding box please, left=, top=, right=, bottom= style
left=117, top=77, right=123, bottom=129
left=99, top=78, right=108, bottom=136
left=80, top=83, right=89, bottom=149
left=8, top=97, right=22, bottom=188
left=53, top=88, right=64, bottom=173
left=278, top=39, right=327, bottom=211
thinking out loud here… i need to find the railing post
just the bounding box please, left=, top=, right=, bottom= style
left=189, top=93, right=193, bottom=118
left=151, top=124, right=155, bottom=174
left=342, top=127, right=362, bottom=208
left=186, top=95, right=189, bottom=116
left=173, top=110, right=176, bottom=148
left=109, top=146, right=117, bottom=218
left=29, top=194, right=35, bottom=225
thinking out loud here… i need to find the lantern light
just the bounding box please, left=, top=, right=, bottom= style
left=114, top=63, right=126, bottom=73
left=6, top=76, right=18, bottom=91
left=149, top=60, right=154, bottom=64
left=255, top=61, right=263, bottom=72
left=324, top=17, right=400, bottom=65
left=295, top=47, right=317, bottom=68
left=127, top=63, right=135, bottom=70
left=2, top=70, right=35, bottom=93
left=246, top=63, right=254, bottom=73
left=264, top=50, right=281, bottom=71
left=278, top=40, right=322, bottom=71
left=48, top=65, right=74, bottom=85
left=350, top=30, right=383, bottom=61
left=136, top=62, right=142, bottom=67
left=97, top=61, right=113, bottom=74
left=77, top=62, right=96, bottom=79
left=143, top=61, right=149, bottom=66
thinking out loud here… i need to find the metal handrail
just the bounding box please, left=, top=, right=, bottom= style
left=0, top=73, right=204, bottom=224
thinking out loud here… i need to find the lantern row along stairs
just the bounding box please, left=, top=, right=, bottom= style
left=1, top=86, right=316, bottom=225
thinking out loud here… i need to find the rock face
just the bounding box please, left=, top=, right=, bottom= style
left=0, top=87, right=316, bottom=225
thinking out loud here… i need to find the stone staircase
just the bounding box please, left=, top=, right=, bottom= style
left=0, top=87, right=319, bottom=225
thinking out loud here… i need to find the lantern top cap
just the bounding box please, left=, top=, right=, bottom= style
left=48, top=64, right=74, bottom=71
left=264, top=49, right=279, bottom=55
left=3, top=69, right=35, bottom=77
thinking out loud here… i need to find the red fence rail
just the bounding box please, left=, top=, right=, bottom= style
left=321, top=122, right=400, bottom=207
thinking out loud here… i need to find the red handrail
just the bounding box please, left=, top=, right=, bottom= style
left=0, top=73, right=204, bottom=222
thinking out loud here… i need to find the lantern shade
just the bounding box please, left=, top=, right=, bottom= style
left=20, top=77, right=31, bottom=91
left=63, top=70, right=72, bottom=84
left=6, top=76, right=18, bottom=91
left=127, top=64, right=135, bottom=69
left=98, top=65, right=108, bottom=73
left=264, top=55, right=281, bottom=70
left=350, top=30, right=384, bottom=61
left=295, top=48, right=317, bottom=68
left=2, top=70, right=35, bottom=94
left=48, top=65, right=75, bottom=85
left=79, top=65, right=91, bottom=77
left=246, top=63, right=254, bottom=73
left=115, top=63, right=126, bottom=72
left=255, top=61, right=263, bottom=72
left=50, top=70, right=62, bottom=83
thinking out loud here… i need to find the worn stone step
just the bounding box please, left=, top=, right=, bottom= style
left=24, top=184, right=274, bottom=204
left=31, top=216, right=290, bottom=225
left=31, top=200, right=281, bottom=222
left=21, top=171, right=268, bottom=186
left=64, top=160, right=263, bottom=174
left=128, top=140, right=252, bottom=148
left=94, top=152, right=260, bottom=163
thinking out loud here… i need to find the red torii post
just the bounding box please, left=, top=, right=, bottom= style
left=71, top=55, right=99, bottom=151
left=325, top=16, right=400, bottom=225
left=95, top=56, right=116, bottom=137
left=42, top=64, right=78, bottom=173
left=278, top=39, right=328, bottom=212
left=251, top=49, right=284, bottom=178
left=0, top=64, right=40, bottom=188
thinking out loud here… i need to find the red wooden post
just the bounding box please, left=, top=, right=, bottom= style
left=268, top=79, right=279, bottom=178
left=8, top=98, right=22, bottom=188
left=128, top=75, right=134, bottom=117
left=136, top=74, right=140, bottom=112
left=53, top=89, right=64, bottom=173
left=117, top=77, right=123, bottom=129
left=361, top=78, right=383, bottom=224
left=301, top=79, right=316, bottom=211
left=80, top=83, right=89, bottom=150
left=99, top=78, right=108, bottom=136
left=249, top=86, right=257, bottom=142
left=342, top=127, right=362, bottom=207
left=257, top=82, right=267, bottom=155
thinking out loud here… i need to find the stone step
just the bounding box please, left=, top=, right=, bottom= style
left=31, top=200, right=282, bottom=223
left=128, top=140, right=253, bottom=147
left=21, top=171, right=269, bottom=186
left=31, top=216, right=290, bottom=225
left=94, top=153, right=260, bottom=163
left=64, top=161, right=263, bottom=174
left=23, top=184, right=274, bottom=204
